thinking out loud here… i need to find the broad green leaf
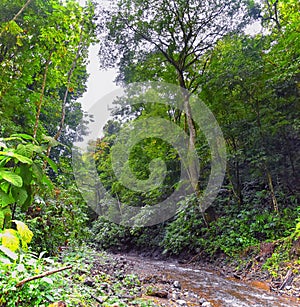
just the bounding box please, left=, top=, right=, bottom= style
left=0, top=190, right=14, bottom=206
left=19, top=164, right=32, bottom=185
left=0, top=210, right=4, bottom=230
left=41, top=174, right=54, bottom=189
left=5, top=20, right=23, bottom=35
left=0, top=155, right=10, bottom=167
left=10, top=134, right=35, bottom=141
left=16, top=144, right=33, bottom=158
left=0, top=181, right=10, bottom=194
left=11, top=153, right=32, bottom=164
left=0, top=151, right=32, bottom=164
left=42, top=135, right=59, bottom=147
left=0, top=170, right=23, bottom=187
left=0, top=206, right=12, bottom=229
left=21, top=192, right=33, bottom=212
left=32, top=163, right=43, bottom=182
left=32, top=145, right=44, bottom=154
left=43, top=156, right=58, bottom=173
left=12, top=187, right=28, bottom=206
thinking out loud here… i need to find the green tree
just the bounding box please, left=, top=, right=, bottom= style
left=0, top=0, right=98, bottom=254
left=200, top=0, right=299, bottom=213
left=0, top=0, right=97, bottom=143
left=99, top=0, right=255, bottom=224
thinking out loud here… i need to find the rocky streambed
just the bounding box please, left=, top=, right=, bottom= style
left=78, top=249, right=299, bottom=306
left=122, top=254, right=299, bottom=306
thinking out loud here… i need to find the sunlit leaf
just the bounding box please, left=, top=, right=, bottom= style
left=0, top=170, right=23, bottom=187
left=13, top=220, right=34, bottom=244
left=0, top=229, right=20, bottom=252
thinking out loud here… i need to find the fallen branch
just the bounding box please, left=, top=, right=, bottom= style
left=16, top=265, right=72, bottom=288
left=186, top=251, right=203, bottom=264
left=279, top=269, right=293, bottom=290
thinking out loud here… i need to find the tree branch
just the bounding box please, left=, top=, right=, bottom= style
left=16, top=265, right=72, bottom=288
left=33, top=51, right=53, bottom=140
left=12, top=0, right=33, bottom=22
left=0, top=0, right=33, bottom=39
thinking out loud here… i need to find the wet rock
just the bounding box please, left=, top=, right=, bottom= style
left=83, top=277, right=95, bottom=287
left=173, top=280, right=181, bottom=289
left=176, top=299, right=187, bottom=306
left=286, top=285, right=292, bottom=290
left=118, top=294, right=135, bottom=300
left=199, top=297, right=207, bottom=304
left=148, top=289, right=168, bottom=298
left=171, top=291, right=180, bottom=300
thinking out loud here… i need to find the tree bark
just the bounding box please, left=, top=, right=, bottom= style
left=33, top=53, right=52, bottom=140
left=178, top=72, right=210, bottom=227
left=265, top=163, right=279, bottom=212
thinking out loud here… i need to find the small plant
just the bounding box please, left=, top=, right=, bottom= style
left=0, top=134, right=56, bottom=230
left=123, top=274, right=141, bottom=287
left=0, top=220, right=71, bottom=306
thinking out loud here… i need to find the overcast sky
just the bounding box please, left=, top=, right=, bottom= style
left=77, top=0, right=118, bottom=113
left=78, top=44, right=118, bottom=112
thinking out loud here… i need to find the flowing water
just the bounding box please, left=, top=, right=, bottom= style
left=125, top=255, right=299, bottom=307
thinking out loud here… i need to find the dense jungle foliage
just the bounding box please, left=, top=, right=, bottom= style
left=0, top=0, right=299, bottom=306
left=93, top=0, right=300, bottom=257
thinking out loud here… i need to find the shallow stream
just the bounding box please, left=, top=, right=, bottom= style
left=125, top=255, right=299, bottom=306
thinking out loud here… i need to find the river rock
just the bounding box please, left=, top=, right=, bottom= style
left=173, top=280, right=181, bottom=289
left=199, top=298, right=207, bottom=304
left=176, top=299, right=187, bottom=306
left=285, top=285, right=292, bottom=290
left=148, top=289, right=168, bottom=298
left=171, top=291, right=180, bottom=300
left=83, top=277, right=95, bottom=287
left=202, top=302, right=212, bottom=307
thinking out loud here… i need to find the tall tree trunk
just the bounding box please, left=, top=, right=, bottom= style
left=33, top=53, right=52, bottom=140
left=264, top=163, right=279, bottom=212
left=45, top=31, right=84, bottom=159
left=226, top=138, right=243, bottom=206
left=241, top=83, right=280, bottom=213
left=178, top=71, right=210, bottom=227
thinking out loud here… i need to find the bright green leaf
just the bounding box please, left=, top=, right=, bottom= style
left=0, top=170, right=23, bottom=187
